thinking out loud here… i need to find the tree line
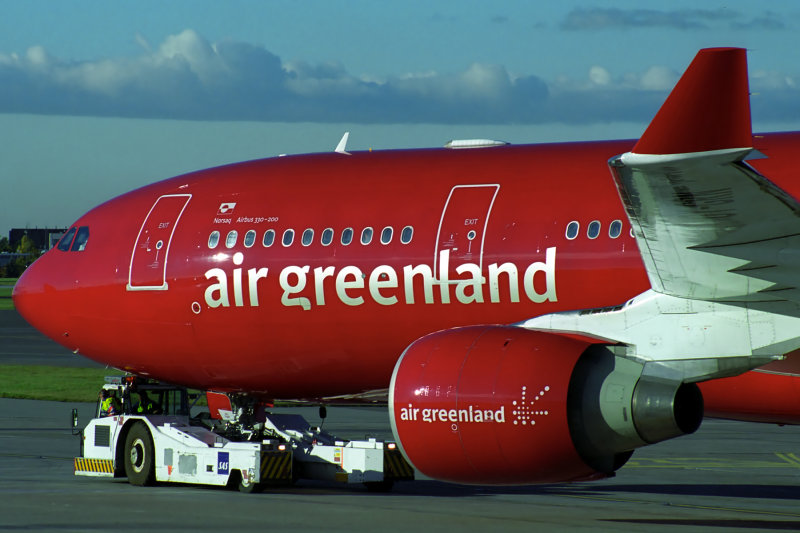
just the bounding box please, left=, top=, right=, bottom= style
left=0, top=236, right=42, bottom=278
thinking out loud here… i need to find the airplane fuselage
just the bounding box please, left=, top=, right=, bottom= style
left=15, top=133, right=800, bottom=398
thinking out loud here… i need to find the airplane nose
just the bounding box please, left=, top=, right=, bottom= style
left=12, top=253, right=68, bottom=342
left=13, top=255, right=45, bottom=321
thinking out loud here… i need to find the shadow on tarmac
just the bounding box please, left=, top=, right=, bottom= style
left=246, top=479, right=800, bottom=501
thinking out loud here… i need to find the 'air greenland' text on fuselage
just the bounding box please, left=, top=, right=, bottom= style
left=203, top=248, right=557, bottom=310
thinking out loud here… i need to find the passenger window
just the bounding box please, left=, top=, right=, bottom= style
left=609, top=220, right=622, bottom=239
left=282, top=229, right=295, bottom=247
left=587, top=221, right=601, bottom=240
left=208, top=231, right=220, bottom=249
left=321, top=228, right=334, bottom=246
left=57, top=228, right=77, bottom=252
left=302, top=229, right=314, bottom=246
left=244, top=230, right=256, bottom=248
left=565, top=221, right=579, bottom=240
left=341, top=227, right=354, bottom=245
left=361, top=227, right=374, bottom=245
left=71, top=226, right=90, bottom=251
left=262, top=229, right=275, bottom=247
left=380, top=226, right=393, bottom=245
left=225, top=230, right=238, bottom=249
left=400, top=226, right=413, bottom=244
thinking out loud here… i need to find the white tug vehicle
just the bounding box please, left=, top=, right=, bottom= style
left=73, top=376, right=413, bottom=492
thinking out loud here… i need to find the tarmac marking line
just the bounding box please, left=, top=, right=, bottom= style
left=624, top=456, right=799, bottom=469
left=775, top=452, right=800, bottom=468
left=566, top=493, right=800, bottom=519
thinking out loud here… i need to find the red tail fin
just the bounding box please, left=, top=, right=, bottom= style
left=633, top=47, right=752, bottom=155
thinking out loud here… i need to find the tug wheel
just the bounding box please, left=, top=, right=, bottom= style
left=230, top=470, right=263, bottom=494
left=124, top=422, right=155, bottom=486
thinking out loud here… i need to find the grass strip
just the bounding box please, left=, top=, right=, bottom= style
left=0, top=279, right=16, bottom=310
left=0, top=365, right=208, bottom=406
left=0, top=365, right=125, bottom=402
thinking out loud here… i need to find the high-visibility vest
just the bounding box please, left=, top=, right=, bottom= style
left=101, top=397, right=114, bottom=414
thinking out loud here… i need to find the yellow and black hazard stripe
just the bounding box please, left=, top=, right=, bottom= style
left=260, top=450, right=292, bottom=483
left=384, top=448, right=414, bottom=480
left=74, top=457, right=114, bottom=475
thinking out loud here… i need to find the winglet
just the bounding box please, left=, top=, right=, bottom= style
left=335, top=131, right=351, bottom=155
left=633, top=48, right=751, bottom=155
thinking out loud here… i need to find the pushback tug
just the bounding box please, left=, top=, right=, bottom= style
left=73, top=376, right=413, bottom=492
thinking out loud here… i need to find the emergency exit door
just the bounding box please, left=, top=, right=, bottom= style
left=127, top=194, right=192, bottom=290
left=434, top=184, right=500, bottom=276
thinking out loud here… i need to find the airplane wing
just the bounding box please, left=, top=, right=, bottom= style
left=523, top=48, right=800, bottom=373
left=610, top=48, right=800, bottom=308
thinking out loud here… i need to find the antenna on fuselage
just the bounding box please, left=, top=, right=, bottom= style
left=335, top=132, right=351, bottom=155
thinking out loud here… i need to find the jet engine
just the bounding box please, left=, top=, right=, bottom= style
left=389, top=326, right=703, bottom=484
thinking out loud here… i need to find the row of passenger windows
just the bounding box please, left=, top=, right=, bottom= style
left=565, top=220, right=632, bottom=241
left=208, top=220, right=627, bottom=249
left=208, top=226, right=415, bottom=250
left=56, top=226, right=90, bottom=252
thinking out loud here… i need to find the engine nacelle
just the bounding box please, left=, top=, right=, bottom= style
left=389, top=326, right=703, bottom=484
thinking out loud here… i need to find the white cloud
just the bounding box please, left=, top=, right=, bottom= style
left=458, top=63, right=513, bottom=100
left=25, top=46, right=51, bottom=69
left=0, top=29, right=795, bottom=125
left=752, top=69, right=797, bottom=90
left=561, top=7, right=779, bottom=31
left=639, top=66, right=678, bottom=91
left=588, top=66, right=611, bottom=86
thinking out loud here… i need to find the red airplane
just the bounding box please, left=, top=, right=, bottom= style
left=13, top=47, right=800, bottom=485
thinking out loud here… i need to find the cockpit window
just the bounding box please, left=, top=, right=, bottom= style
left=71, top=226, right=90, bottom=252
left=57, top=227, right=77, bottom=251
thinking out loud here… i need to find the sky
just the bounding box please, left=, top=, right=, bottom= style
left=1, top=1, right=799, bottom=236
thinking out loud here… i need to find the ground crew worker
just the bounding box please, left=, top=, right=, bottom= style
left=99, top=390, right=120, bottom=417
left=136, top=391, right=159, bottom=414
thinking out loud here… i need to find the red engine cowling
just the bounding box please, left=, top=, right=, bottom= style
left=390, top=325, right=703, bottom=485
left=390, top=326, right=597, bottom=484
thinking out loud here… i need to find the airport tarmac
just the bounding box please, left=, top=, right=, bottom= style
left=0, top=309, right=102, bottom=367
left=3, top=310, right=800, bottom=531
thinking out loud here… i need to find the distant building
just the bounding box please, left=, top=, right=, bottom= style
left=9, top=228, right=68, bottom=251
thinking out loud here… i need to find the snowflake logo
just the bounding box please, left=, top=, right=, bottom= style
left=512, top=385, right=550, bottom=426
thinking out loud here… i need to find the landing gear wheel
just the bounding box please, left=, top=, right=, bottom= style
left=124, top=422, right=155, bottom=486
